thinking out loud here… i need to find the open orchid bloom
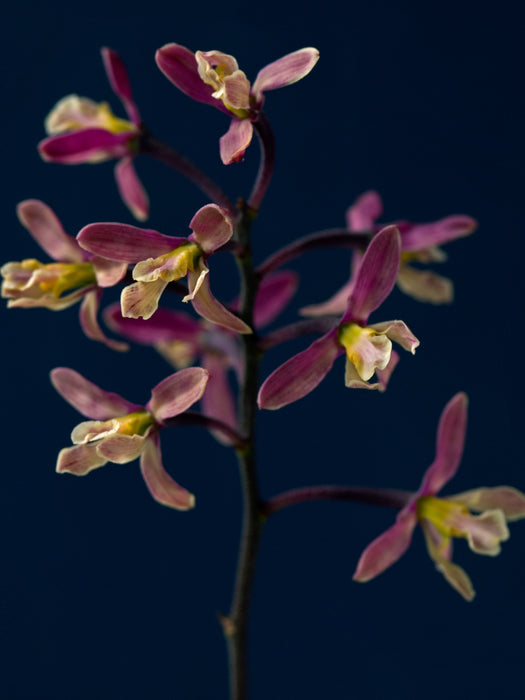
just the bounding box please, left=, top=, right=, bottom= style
left=1, top=200, right=128, bottom=350
left=155, top=43, right=319, bottom=164
left=78, top=203, right=251, bottom=334
left=104, top=270, right=298, bottom=444
left=38, top=48, right=149, bottom=221
left=353, top=393, right=525, bottom=600
left=302, top=190, right=477, bottom=315
left=258, top=226, right=419, bottom=410
left=51, top=366, right=209, bottom=509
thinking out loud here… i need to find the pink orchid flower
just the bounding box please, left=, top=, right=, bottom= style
left=38, top=48, right=149, bottom=221
left=78, top=203, right=251, bottom=334
left=1, top=200, right=128, bottom=351
left=104, top=270, right=298, bottom=444
left=354, top=393, right=525, bottom=600
left=51, top=366, right=209, bottom=510
left=258, top=226, right=419, bottom=410
left=155, top=43, right=319, bottom=164
left=302, top=190, right=477, bottom=316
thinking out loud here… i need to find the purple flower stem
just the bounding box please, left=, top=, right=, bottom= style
left=258, top=317, right=336, bottom=351
left=257, top=229, right=371, bottom=278
left=264, top=485, right=413, bottom=517
left=246, top=113, right=276, bottom=212
left=139, top=130, right=236, bottom=216
left=163, top=411, right=247, bottom=448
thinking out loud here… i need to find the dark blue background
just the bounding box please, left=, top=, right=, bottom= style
left=3, top=2, right=524, bottom=698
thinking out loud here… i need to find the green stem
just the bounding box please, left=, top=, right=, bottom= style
left=224, top=205, right=264, bottom=700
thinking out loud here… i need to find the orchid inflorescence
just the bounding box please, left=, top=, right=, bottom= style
left=4, top=41, right=524, bottom=699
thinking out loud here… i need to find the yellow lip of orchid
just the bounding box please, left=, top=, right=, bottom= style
left=45, top=95, right=136, bottom=136
left=1, top=259, right=97, bottom=306
left=132, top=242, right=201, bottom=284
left=337, top=321, right=392, bottom=382
left=72, top=410, right=156, bottom=445
left=195, top=51, right=251, bottom=118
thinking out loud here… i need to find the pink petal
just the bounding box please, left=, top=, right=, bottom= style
left=353, top=508, right=418, bottom=582
left=219, top=118, right=253, bottom=165
left=56, top=444, right=107, bottom=475
left=96, top=434, right=148, bottom=463
left=187, top=264, right=252, bottom=334
left=38, top=129, right=133, bottom=164
left=155, top=43, right=230, bottom=113
left=400, top=215, right=477, bottom=251
left=114, top=157, right=149, bottom=221
left=16, top=200, right=83, bottom=263
left=346, top=191, right=383, bottom=231
left=251, top=48, right=319, bottom=105
left=253, top=270, right=299, bottom=327
left=140, top=435, right=195, bottom=510
left=104, top=303, right=201, bottom=345
left=189, top=204, right=233, bottom=254
left=421, top=522, right=475, bottom=601
left=343, top=225, right=401, bottom=325
left=51, top=367, right=140, bottom=419
left=418, top=392, right=469, bottom=496
left=78, top=223, right=185, bottom=262
left=201, top=354, right=237, bottom=445
left=101, top=47, right=141, bottom=126
left=147, top=367, right=209, bottom=422
left=258, top=332, right=341, bottom=410
left=79, top=291, right=129, bottom=352
left=91, top=256, right=128, bottom=288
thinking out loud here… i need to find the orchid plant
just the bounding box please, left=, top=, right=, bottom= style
left=4, top=43, right=524, bottom=700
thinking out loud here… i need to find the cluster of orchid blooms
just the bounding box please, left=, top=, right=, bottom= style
left=4, top=41, right=525, bottom=625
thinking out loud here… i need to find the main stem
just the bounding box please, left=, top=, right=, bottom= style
left=226, top=206, right=264, bottom=700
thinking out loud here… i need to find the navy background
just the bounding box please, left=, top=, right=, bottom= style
left=2, top=2, right=524, bottom=699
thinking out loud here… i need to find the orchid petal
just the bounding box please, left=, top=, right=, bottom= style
left=219, top=118, right=253, bottom=165
left=346, top=190, right=383, bottom=231
left=38, top=129, right=133, bottom=164
left=369, top=320, right=420, bottom=354
left=16, top=200, right=83, bottom=263
left=253, top=271, right=299, bottom=327
left=140, top=436, right=195, bottom=510
left=251, top=48, right=319, bottom=105
left=344, top=359, right=383, bottom=390
left=353, top=508, right=418, bottom=582
left=201, top=354, right=237, bottom=445
left=258, top=332, right=340, bottom=410
left=79, top=291, right=129, bottom=352
left=462, top=510, right=509, bottom=556
left=147, top=367, right=209, bottom=422
left=155, top=43, right=230, bottom=113
left=421, top=522, right=475, bottom=601
left=91, top=256, right=128, bottom=288
left=396, top=265, right=453, bottom=304
left=104, top=303, right=201, bottom=345
left=101, top=47, right=141, bottom=125
left=187, top=263, right=251, bottom=334
left=189, top=204, right=233, bottom=253
left=418, top=392, right=468, bottom=496
left=114, top=157, right=149, bottom=221
left=344, top=225, right=401, bottom=324
left=5, top=285, right=91, bottom=310
left=78, top=223, right=184, bottom=263
left=449, top=486, right=525, bottom=521
left=121, top=279, right=168, bottom=320
left=96, top=434, right=148, bottom=463
left=400, top=215, right=477, bottom=251
left=51, top=367, right=140, bottom=419
left=56, top=444, right=107, bottom=475
left=375, top=350, right=400, bottom=391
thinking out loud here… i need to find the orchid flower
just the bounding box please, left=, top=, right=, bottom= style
left=354, top=392, right=525, bottom=600
left=38, top=48, right=149, bottom=221
left=51, top=366, right=209, bottom=509
left=258, top=226, right=419, bottom=410
left=155, top=43, right=319, bottom=164
left=77, top=203, right=251, bottom=334
left=302, top=190, right=477, bottom=316
left=1, top=200, right=127, bottom=350
left=104, top=270, right=298, bottom=443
